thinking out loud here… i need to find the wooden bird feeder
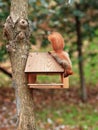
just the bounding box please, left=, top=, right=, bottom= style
left=25, top=52, right=69, bottom=89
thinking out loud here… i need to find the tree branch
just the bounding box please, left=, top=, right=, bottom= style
left=0, top=66, right=12, bottom=78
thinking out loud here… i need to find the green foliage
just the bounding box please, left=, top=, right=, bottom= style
left=41, top=38, right=49, bottom=47
left=0, top=0, right=10, bottom=20
left=28, top=0, right=98, bottom=51
left=0, top=45, right=7, bottom=61
left=30, top=35, right=36, bottom=45
left=73, top=10, right=85, bottom=18
left=0, top=1, right=10, bottom=61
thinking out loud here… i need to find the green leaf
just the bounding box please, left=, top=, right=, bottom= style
left=73, top=10, right=85, bottom=18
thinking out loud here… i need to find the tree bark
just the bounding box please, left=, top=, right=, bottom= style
left=75, top=4, right=87, bottom=102
left=3, top=0, right=37, bottom=130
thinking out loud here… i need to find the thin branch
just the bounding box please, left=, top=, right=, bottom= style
left=0, top=66, right=12, bottom=78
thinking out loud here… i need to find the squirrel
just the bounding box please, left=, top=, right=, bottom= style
left=48, top=32, right=73, bottom=77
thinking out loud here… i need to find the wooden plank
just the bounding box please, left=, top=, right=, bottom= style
left=27, top=74, right=36, bottom=83
left=28, top=83, right=63, bottom=86
left=28, top=84, right=64, bottom=89
left=28, top=83, right=69, bottom=89
left=63, top=77, right=69, bottom=88
left=25, top=52, right=64, bottom=73
left=26, top=72, right=63, bottom=75
left=61, top=74, right=69, bottom=88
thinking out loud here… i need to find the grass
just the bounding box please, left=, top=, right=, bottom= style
left=37, top=74, right=62, bottom=84
left=0, top=72, right=11, bottom=87
left=35, top=102, right=98, bottom=130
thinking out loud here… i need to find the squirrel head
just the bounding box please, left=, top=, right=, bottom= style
left=48, top=32, right=64, bottom=52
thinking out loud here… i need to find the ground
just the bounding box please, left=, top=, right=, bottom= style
left=0, top=86, right=98, bottom=130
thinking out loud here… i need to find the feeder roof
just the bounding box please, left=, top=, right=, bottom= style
left=25, top=52, right=64, bottom=73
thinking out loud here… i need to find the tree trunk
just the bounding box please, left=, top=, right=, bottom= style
left=75, top=4, right=87, bottom=102
left=3, top=0, right=37, bottom=130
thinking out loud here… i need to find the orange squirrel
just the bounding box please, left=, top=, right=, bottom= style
left=48, top=32, right=73, bottom=77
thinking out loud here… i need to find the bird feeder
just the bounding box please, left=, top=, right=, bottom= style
left=25, top=52, right=69, bottom=89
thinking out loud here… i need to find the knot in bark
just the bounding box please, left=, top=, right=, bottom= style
left=17, top=32, right=25, bottom=40
left=6, top=44, right=16, bottom=52
left=3, top=16, right=14, bottom=41
left=19, top=19, right=28, bottom=29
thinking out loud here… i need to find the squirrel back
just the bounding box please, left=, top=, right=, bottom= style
left=48, top=32, right=64, bottom=52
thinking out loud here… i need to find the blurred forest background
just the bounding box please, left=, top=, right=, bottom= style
left=0, top=0, right=98, bottom=130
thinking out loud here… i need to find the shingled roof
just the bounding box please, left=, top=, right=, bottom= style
left=25, top=52, right=64, bottom=73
